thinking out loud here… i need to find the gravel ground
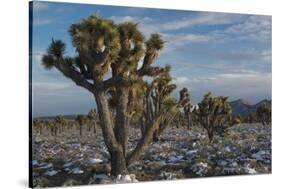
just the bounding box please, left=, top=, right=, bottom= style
left=32, top=123, right=271, bottom=187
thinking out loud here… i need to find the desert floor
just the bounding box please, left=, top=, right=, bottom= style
left=32, top=123, right=271, bottom=187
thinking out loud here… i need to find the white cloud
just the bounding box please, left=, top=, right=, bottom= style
left=173, top=76, right=188, bottom=84
left=154, top=12, right=243, bottom=32
left=172, top=71, right=271, bottom=103
left=211, top=15, right=271, bottom=42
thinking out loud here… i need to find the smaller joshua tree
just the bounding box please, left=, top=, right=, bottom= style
left=178, top=88, right=194, bottom=130
left=244, top=112, right=257, bottom=123
left=140, top=65, right=179, bottom=142
left=195, top=92, right=232, bottom=143
left=33, top=119, right=44, bottom=135
left=54, top=115, right=66, bottom=135
left=87, top=109, right=98, bottom=133
left=76, top=115, right=87, bottom=136
left=256, top=104, right=271, bottom=126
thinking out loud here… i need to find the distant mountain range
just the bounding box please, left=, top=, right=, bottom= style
left=229, top=99, right=271, bottom=117
left=35, top=99, right=272, bottom=119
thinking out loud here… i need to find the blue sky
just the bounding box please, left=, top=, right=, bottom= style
left=31, top=1, right=272, bottom=117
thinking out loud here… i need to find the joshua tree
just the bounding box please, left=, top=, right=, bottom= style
left=245, top=112, right=257, bottom=123
left=76, top=114, right=87, bottom=136
left=87, top=109, right=98, bottom=133
left=54, top=115, right=66, bottom=135
left=140, top=65, right=179, bottom=142
left=33, top=119, right=43, bottom=135
left=256, top=104, right=271, bottom=126
left=42, top=14, right=169, bottom=175
left=195, top=92, right=232, bottom=143
left=178, top=88, right=194, bottom=130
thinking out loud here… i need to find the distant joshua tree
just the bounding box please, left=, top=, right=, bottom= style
left=178, top=87, right=194, bottom=130
left=42, top=14, right=170, bottom=175
left=195, top=92, right=232, bottom=143
left=244, top=112, right=257, bottom=124
left=256, top=104, right=271, bottom=126
left=76, top=115, right=87, bottom=136
left=87, top=109, right=98, bottom=133
left=33, top=119, right=43, bottom=135
left=54, top=115, right=66, bottom=135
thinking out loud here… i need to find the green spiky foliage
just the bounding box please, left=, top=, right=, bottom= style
left=140, top=65, right=179, bottom=142
left=76, top=114, right=87, bottom=136
left=42, top=14, right=169, bottom=176
left=87, top=109, right=98, bottom=133
left=256, top=104, right=271, bottom=126
left=195, top=92, right=232, bottom=143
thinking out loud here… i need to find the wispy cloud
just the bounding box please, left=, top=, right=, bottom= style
left=173, top=71, right=271, bottom=103
left=211, top=15, right=271, bottom=42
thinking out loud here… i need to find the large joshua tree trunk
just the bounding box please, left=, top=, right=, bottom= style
left=94, top=90, right=128, bottom=175
left=114, top=88, right=129, bottom=157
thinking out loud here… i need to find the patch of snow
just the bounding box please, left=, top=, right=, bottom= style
left=69, top=167, right=84, bottom=174
left=192, top=142, right=197, bottom=147
left=191, top=162, right=209, bottom=176
left=185, top=150, right=197, bottom=156
left=115, top=174, right=138, bottom=183
left=63, top=161, right=74, bottom=168
left=244, top=164, right=257, bottom=174
left=217, top=160, right=228, bottom=167
left=95, top=174, right=109, bottom=179
left=89, top=158, right=103, bottom=164
left=32, top=160, right=39, bottom=166
left=38, top=163, right=53, bottom=169
left=44, top=170, right=58, bottom=176
left=251, top=150, right=269, bottom=161
left=225, top=146, right=231, bottom=152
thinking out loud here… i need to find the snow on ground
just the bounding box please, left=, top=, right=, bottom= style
left=32, top=123, right=271, bottom=187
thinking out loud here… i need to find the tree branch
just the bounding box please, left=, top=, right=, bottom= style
left=56, top=62, right=96, bottom=93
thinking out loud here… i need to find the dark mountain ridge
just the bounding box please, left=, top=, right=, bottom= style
left=229, top=99, right=271, bottom=117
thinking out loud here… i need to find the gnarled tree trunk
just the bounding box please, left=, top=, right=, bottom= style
left=94, top=90, right=128, bottom=175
